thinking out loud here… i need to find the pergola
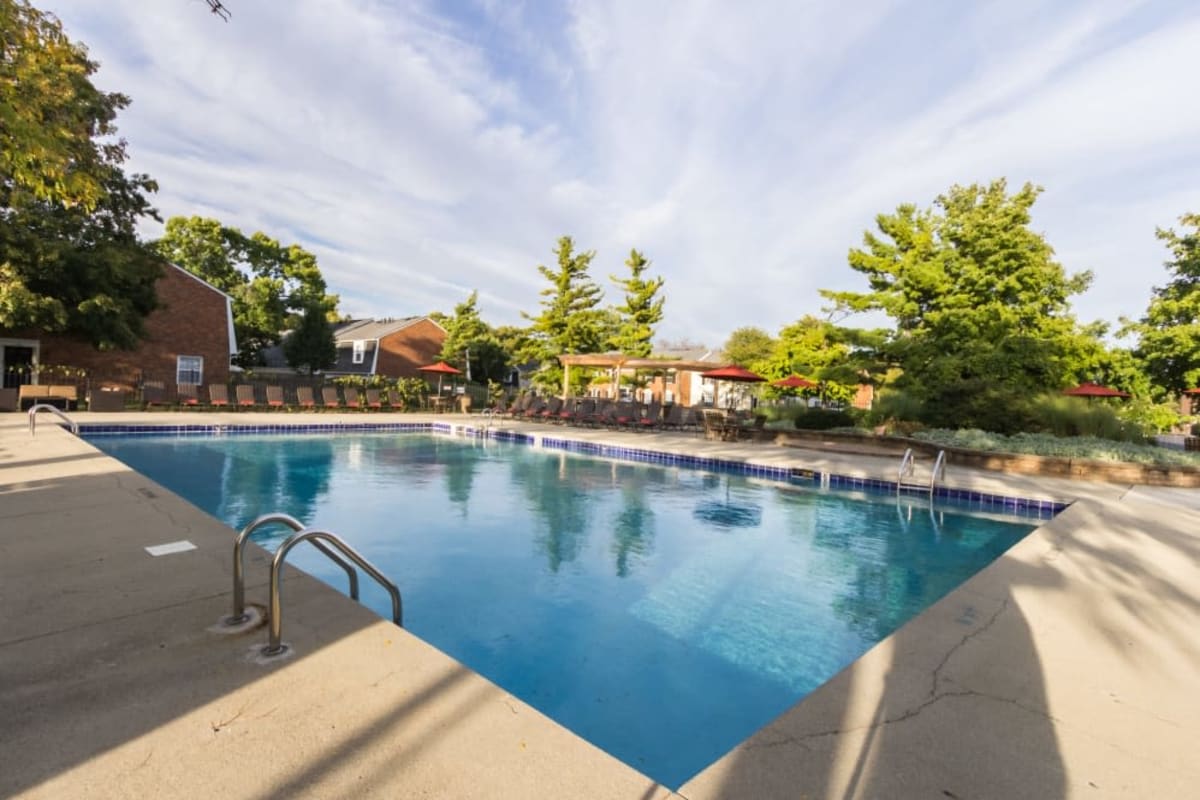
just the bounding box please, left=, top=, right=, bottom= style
left=557, top=353, right=718, bottom=400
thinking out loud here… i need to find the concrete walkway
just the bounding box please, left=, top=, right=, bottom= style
left=2, top=412, right=1198, bottom=799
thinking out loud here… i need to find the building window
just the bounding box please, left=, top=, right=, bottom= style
left=352, top=340, right=365, bottom=365
left=176, top=355, right=203, bottom=385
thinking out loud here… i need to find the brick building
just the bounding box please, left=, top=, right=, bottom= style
left=326, top=317, right=447, bottom=379
left=0, top=263, right=236, bottom=406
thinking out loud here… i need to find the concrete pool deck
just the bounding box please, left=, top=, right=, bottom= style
left=2, top=412, right=1198, bottom=798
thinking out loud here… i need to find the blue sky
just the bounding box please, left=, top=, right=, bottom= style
left=50, top=0, right=1200, bottom=347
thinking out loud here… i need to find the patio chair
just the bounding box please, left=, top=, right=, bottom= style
left=569, top=398, right=595, bottom=425
left=235, top=384, right=256, bottom=407
left=208, top=384, right=230, bottom=407
left=365, top=388, right=383, bottom=409
left=265, top=385, right=285, bottom=408
left=683, top=406, right=704, bottom=433
left=521, top=397, right=546, bottom=419
left=344, top=389, right=361, bottom=410
left=586, top=400, right=615, bottom=427
left=538, top=396, right=563, bottom=422
left=142, top=381, right=166, bottom=408
left=504, top=394, right=530, bottom=418
left=637, top=400, right=663, bottom=430
left=662, top=403, right=683, bottom=430
left=295, top=386, right=316, bottom=409
left=701, top=409, right=728, bottom=441
left=614, top=401, right=639, bottom=427
left=321, top=386, right=341, bottom=408
left=177, top=383, right=200, bottom=406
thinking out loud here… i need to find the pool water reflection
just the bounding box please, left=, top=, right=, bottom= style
left=91, top=432, right=1037, bottom=788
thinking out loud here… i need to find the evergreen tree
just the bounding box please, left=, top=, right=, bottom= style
left=608, top=249, right=664, bottom=357
left=283, top=302, right=337, bottom=375
left=1123, top=213, right=1200, bottom=395
left=438, top=291, right=509, bottom=383
left=521, top=236, right=606, bottom=391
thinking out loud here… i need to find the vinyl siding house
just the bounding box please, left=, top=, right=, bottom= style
left=0, top=262, right=236, bottom=409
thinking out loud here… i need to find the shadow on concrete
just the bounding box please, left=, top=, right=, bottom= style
left=682, top=496, right=1200, bottom=798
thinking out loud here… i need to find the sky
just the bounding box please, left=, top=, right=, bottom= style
left=49, top=0, right=1200, bottom=348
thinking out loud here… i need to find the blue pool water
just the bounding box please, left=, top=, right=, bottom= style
left=92, top=432, right=1038, bottom=787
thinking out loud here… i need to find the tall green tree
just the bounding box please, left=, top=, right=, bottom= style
left=721, top=326, right=775, bottom=366
left=521, top=236, right=606, bottom=391
left=608, top=249, right=664, bottom=357
left=1122, top=213, right=1200, bottom=395
left=152, top=215, right=339, bottom=366
left=283, top=301, right=337, bottom=375
left=0, top=0, right=161, bottom=349
left=438, top=290, right=510, bottom=383
left=823, top=179, right=1092, bottom=429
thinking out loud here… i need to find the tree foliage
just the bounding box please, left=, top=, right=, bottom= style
left=0, top=0, right=162, bottom=349
left=823, top=179, right=1093, bottom=429
left=608, top=249, right=664, bottom=357
left=1123, top=213, right=1200, bottom=395
left=438, top=290, right=510, bottom=383
left=283, top=301, right=337, bottom=375
left=152, top=215, right=338, bottom=366
left=521, top=236, right=606, bottom=390
left=721, top=326, right=775, bottom=367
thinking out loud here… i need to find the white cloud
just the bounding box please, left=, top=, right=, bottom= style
left=49, top=0, right=1200, bottom=347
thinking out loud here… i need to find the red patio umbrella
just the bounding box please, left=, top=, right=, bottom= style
left=771, top=374, right=818, bottom=389
left=418, top=361, right=462, bottom=395
left=1062, top=382, right=1130, bottom=399
left=701, top=365, right=765, bottom=408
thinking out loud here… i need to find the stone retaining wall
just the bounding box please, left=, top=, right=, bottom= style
left=772, top=429, right=1200, bottom=487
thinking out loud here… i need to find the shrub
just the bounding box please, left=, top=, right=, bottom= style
left=1027, top=394, right=1141, bottom=442
left=1116, top=397, right=1183, bottom=437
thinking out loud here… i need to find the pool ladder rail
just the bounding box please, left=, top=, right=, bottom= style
left=28, top=404, right=78, bottom=436
left=896, top=448, right=947, bottom=498
left=223, top=513, right=403, bottom=658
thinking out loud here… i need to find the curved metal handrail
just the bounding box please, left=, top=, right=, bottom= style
left=28, top=403, right=79, bottom=436
left=896, top=448, right=914, bottom=494
left=264, top=528, right=403, bottom=656
left=929, top=450, right=947, bottom=497
left=226, top=513, right=358, bottom=626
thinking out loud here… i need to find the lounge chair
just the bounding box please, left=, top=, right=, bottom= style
left=344, top=389, right=361, bottom=410
left=637, top=400, right=663, bottom=430
left=538, top=396, right=563, bottom=422
left=505, top=394, right=530, bottom=418
left=321, top=386, right=341, bottom=408
left=569, top=398, right=595, bottom=425
left=265, top=385, right=285, bottom=408
left=296, top=386, right=316, bottom=409
left=365, top=389, right=383, bottom=409
left=662, top=403, right=683, bottom=430
left=614, top=401, right=639, bottom=427
left=177, top=383, right=200, bottom=406
left=208, top=384, right=230, bottom=407
left=586, top=400, right=615, bottom=427
left=142, top=381, right=166, bottom=408
left=235, top=385, right=256, bottom=407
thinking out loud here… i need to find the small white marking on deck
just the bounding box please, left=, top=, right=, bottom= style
left=145, top=540, right=197, bottom=557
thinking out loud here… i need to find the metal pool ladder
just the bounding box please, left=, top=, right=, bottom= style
left=223, top=513, right=403, bottom=658
left=896, top=448, right=947, bottom=498
left=28, top=404, right=78, bottom=436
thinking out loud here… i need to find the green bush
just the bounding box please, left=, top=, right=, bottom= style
left=1116, top=397, right=1182, bottom=436
left=1027, top=394, right=1142, bottom=442
left=864, top=387, right=925, bottom=427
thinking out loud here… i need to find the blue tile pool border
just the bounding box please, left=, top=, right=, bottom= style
left=74, top=422, right=1067, bottom=519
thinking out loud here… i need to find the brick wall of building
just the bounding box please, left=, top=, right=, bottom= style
left=5, top=264, right=232, bottom=389
left=374, top=319, right=447, bottom=379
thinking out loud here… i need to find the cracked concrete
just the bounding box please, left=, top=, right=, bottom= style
left=4, top=411, right=1200, bottom=799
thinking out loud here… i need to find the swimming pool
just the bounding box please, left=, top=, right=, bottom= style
left=91, top=430, right=1041, bottom=787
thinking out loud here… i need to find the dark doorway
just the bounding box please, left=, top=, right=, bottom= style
left=3, top=346, right=35, bottom=389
